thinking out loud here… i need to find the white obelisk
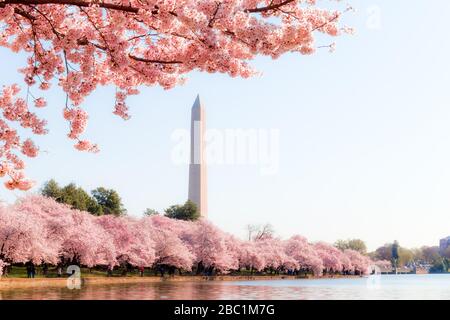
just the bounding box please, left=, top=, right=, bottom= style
left=188, top=95, right=207, bottom=218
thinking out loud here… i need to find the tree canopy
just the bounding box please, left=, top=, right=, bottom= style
left=370, top=242, right=418, bottom=268
left=91, top=187, right=126, bottom=216
left=164, top=200, right=199, bottom=221
left=1, top=194, right=371, bottom=277
left=334, top=239, right=367, bottom=254
left=143, top=208, right=159, bottom=217
left=0, top=0, right=350, bottom=190
left=40, top=179, right=125, bottom=216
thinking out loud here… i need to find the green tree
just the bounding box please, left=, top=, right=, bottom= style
left=42, top=180, right=102, bottom=215
left=371, top=242, right=418, bottom=269
left=429, top=258, right=448, bottom=273
left=398, top=247, right=414, bottom=266
left=41, top=180, right=102, bottom=215
left=41, top=179, right=62, bottom=200
left=372, top=244, right=393, bottom=262
left=60, top=183, right=103, bottom=215
left=143, top=208, right=159, bottom=217
left=334, top=239, right=367, bottom=254
left=91, top=187, right=126, bottom=216
left=165, top=200, right=199, bottom=221
left=419, top=246, right=441, bottom=264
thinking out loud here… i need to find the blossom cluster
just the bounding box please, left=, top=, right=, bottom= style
left=0, top=0, right=350, bottom=189
left=0, top=195, right=371, bottom=276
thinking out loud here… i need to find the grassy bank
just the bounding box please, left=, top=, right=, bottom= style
left=3, top=266, right=308, bottom=278
left=0, top=266, right=362, bottom=290
left=0, top=274, right=363, bottom=291
left=0, top=274, right=314, bottom=290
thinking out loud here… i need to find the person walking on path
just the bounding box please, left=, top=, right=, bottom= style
left=57, top=265, right=63, bottom=277
left=26, top=262, right=32, bottom=278
left=30, top=263, right=36, bottom=278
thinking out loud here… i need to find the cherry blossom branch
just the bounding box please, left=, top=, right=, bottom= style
left=3, top=0, right=298, bottom=15
left=1, top=0, right=140, bottom=13
left=245, top=0, right=296, bottom=13
left=0, top=0, right=349, bottom=190
left=208, top=2, right=221, bottom=28
left=127, top=54, right=182, bottom=65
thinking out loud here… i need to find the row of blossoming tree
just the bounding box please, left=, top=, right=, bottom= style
left=0, top=195, right=371, bottom=277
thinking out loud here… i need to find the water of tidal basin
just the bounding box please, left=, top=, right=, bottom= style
left=2, top=274, right=450, bottom=300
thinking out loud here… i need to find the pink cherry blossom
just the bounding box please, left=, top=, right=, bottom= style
left=74, top=140, right=99, bottom=153
left=344, top=249, right=371, bottom=275
left=61, top=210, right=117, bottom=267
left=34, top=97, right=47, bottom=108
left=21, top=138, right=39, bottom=157
left=239, top=241, right=267, bottom=272
left=314, top=242, right=344, bottom=273
left=143, top=216, right=195, bottom=271
left=97, top=215, right=155, bottom=268
left=284, top=236, right=323, bottom=275
left=192, top=220, right=238, bottom=273
left=0, top=195, right=372, bottom=276
left=0, top=203, right=59, bottom=265
left=0, top=0, right=350, bottom=189
left=256, top=238, right=291, bottom=271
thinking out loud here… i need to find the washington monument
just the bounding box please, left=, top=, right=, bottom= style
left=188, top=95, right=207, bottom=218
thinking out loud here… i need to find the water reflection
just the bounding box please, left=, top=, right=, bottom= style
left=1, top=275, right=450, bottom=300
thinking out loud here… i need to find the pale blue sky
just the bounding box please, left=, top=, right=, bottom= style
left=2, top=1, right=450, bottom=250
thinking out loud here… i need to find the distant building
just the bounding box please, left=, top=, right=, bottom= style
left=439, top=236, right=450, bottom=255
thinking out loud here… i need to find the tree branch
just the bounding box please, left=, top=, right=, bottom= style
left=12, top=6, right=36, bottom=20
left=208, top=2, right=221, bottom=28
left=245, top=0, right=296, bottom=13
left=128, top=54, right=182, bottom=64
left=1, top=0, right=139, bottom=13
left=2, top=0, right=298, bottom=15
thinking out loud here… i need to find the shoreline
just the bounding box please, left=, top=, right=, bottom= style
left=0, top=274, right=362, bottom=290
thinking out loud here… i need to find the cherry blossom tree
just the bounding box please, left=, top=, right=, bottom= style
left=0, top=203, right=59, bottom=264
left=0, top=194, right=373, bottom=277
left=145, top=214, right=199, bottom=264
left=14, top=194, right=75, bottom=250
left=339, top=251, right=353, bottom=273
left=314, top=241, right=344, bottom=273
left=60, top=209, right=116, bottom=267
left=0, top=0, right=351, bottom=189
left=284, top=235, right=323, bottom=275
left=256, top=238, right=291, bottom=273
left=223, top=234, right=243, bottom=271
left=15, top=195, right=117, bottom=267
left=97, top=215, right=155, bottom=268
left=239, top=240, right=266, bottom=272
left=143, top=216, right=195, bottom=273
left=344, top=249, right=371, bottom=275
left=192, top=220, right=238, bottom=274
